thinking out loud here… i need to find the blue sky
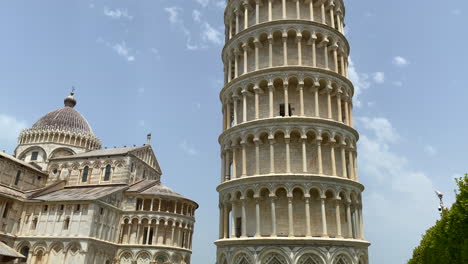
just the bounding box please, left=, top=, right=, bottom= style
left=0, top=0, right=467, bottom=263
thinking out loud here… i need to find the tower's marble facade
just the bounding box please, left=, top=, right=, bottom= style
left=217, top=0, right=369, bottom=264
left=0, top=94, right=197, bottom=264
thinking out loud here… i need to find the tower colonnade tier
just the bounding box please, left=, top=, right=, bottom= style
left=217, top=1, right=370, bottom=264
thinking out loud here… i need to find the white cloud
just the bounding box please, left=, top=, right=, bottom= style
left=179, top=140, right=198, bottom=156
left=393, top=56, right=409, bottom=67
left=424, top=145, right=437, bottom=156
left=0, top=114, right=27, bottom=152
left=112, top=42, right=135, bottom=61
left=358, top=116, right=438, bottom=263
left=201, top=22, right=223, bottom=45
left=195, top=0, right=210, bottom=7
left=192, top=10, right=202, bottom=22
left=103, top=7, right=133, bottom=20
left=373, top=72, right=385, bottom=83
left=348, top=59, right=370, bottom=107
left=165, top=7, right=182, bottom=24
left=149, top=48, right=160, bottom=60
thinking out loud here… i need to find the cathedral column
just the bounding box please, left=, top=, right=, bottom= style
left=146, top=222, right=152, bottom=244
left=242, top=89, right=248, bottom=123
left=223, top=204, right=229, bottom=238
left=321, top=2, right=326, bottom=24
left=301, top=137, right=308, bottom=173
left=335, top=199, right=343, bottom=238
left=254, top=85, right=260, bottom=119
left=254, top=139, right=260, bottom=175
left=285, top=137, right=291, bottom=173
left=314, top=87, right=320, bottom=117
left=282, top=34, right=288, bottom=66
left=255, top=198, right=261, bottom=237
left=284, top=83, right=289, bottom=116
left=268, top=0, right=273, bottom=21
left=136, top=220, right=141, bottom=244
left=346, top=202, right=352, bottom=238
left=341, top=143, right=348, bottom=178
left=269, top=138, right=275, bottom=173
left=241, top=199, right=247, bottom=238
left=329, top=4, right=336, bottom=29
left=309, top=0, right=314, bottom=21
left=232, top=144, right=238, bottom=179
left=255, top=0, right=260, bottom=24
left=231, top=202, right=237, bottom=238
left=233, top=95, right=239, bottom=126
left=282, top=0, right=287, bottom=19
left=297, top=34, right=302, bottom=65
left=270, top=195, right=277, bottom=237
left=305, top=196, right=311, bottom=237
left=242, top=43, right=248, bottom=74
left=320, top=197, right=328, bottom=237
left=268, top=36, right=274, bottom=67
left=330, top=140, right=337, bottom=176
left=299, top=82, right=305, bottom=116
left=344, top=99, right=350, bottom=126
left=243, top=1, right=249, bottom=30
left=126, top=222, right=132, bottom=244
left=288, top=196, right=294, bottom=237
left=317, top=139, right=323, bottom=174
left=254, top=40, right=260, bottom=71
left=336, top=93, right=343, bottom=123
left=226, top=100, right=231, bottom=129
left=241, top=141, right=247, bottom=177
left=311, top=33, right=317, bottom=67
left=225, top=149, right=231, bottom=181
left=326, top=87, right=332, bottom=119
left=268, top=83, right=274, bottom=117
left=235, top=9, right=240, bottom=34
left=295, top=0, right=301, bottom=19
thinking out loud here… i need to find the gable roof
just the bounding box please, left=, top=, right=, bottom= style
left=0, top=152, right=47, bottom=175
left=50, top=145, right=162, bottom=174
left=31, top=184, right=128, bottom=201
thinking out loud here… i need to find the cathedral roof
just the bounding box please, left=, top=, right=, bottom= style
left=127, top=180, right=196, bottom=204
left=30, top=92, right=94, bottom=135
left=31, top=184, right=128, bottom=201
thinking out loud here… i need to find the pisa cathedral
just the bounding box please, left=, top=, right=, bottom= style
left=216, top=0, right=370, bottom=264
left=0, top=93, right=198, bottom=263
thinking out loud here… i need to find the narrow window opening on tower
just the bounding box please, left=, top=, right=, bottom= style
left=236, top=217, right=242, bottom=237
left=104, top=164, right=111, bottom=181
left=2, top=203, right=10, bottom=218
left=279, top=104, right=292, bottom=117
left=31, top=152, right=39, bottom=161
left=82, top=166, right=89, bottom=182
left=63, top=217, right=70, bottom=230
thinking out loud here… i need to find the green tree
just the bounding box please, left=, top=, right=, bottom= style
left=407, top=174, right=468, bottom=264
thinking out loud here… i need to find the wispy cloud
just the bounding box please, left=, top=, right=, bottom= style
left=111, top=42, right=135, bottom=61
left=424, top=145, right=438, bottom=156
left=373, top=72, right=385, bottom=83
left=179, top=140, right=198, bottom=156
left=393, top=56, right=409, bottom=67
left=393, top=81, right=403, bottom=87
left=201, top=22, right=223, bottom=45
left=348, top=59, right=370, bottom=107
left=103, top=7, right=133, bottom=20
left=192, top=10, right=202, bottom=22
left=195, top=0, right=210, bottom=7
left=451, top=9, right=462, bottom=16
left=149, top=48, right=160, bottom=60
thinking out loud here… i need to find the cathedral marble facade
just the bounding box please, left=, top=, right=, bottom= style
left=0, top=93, right=197, bottom=264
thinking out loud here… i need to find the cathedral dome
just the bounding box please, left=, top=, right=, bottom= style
left=31, top=92, right=93, bottom=135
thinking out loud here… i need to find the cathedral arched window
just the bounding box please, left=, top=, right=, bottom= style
left=104, top=165, right=112, bottom=181
left=19, top=246, right=29, bottom=262
left=82, top=166, right=89, bottom=182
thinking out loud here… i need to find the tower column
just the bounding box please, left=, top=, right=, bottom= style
left=320, top=197, right=328, bottom=237
left=305, top=196, right=311, bottom=237
left=288, top=196, right=294, bottom=237
left=255, top=198, right=261, bottom=237
left=270, top=196, right=277, bottom=237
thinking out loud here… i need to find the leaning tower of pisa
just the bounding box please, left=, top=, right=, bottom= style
left=217, top=0, right=369, bottom=264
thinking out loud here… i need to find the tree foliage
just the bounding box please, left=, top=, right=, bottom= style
left=407, top=174, right=468, bottom=264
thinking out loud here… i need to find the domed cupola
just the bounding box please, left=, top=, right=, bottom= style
left=17, top=92, right=101, bottom=155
